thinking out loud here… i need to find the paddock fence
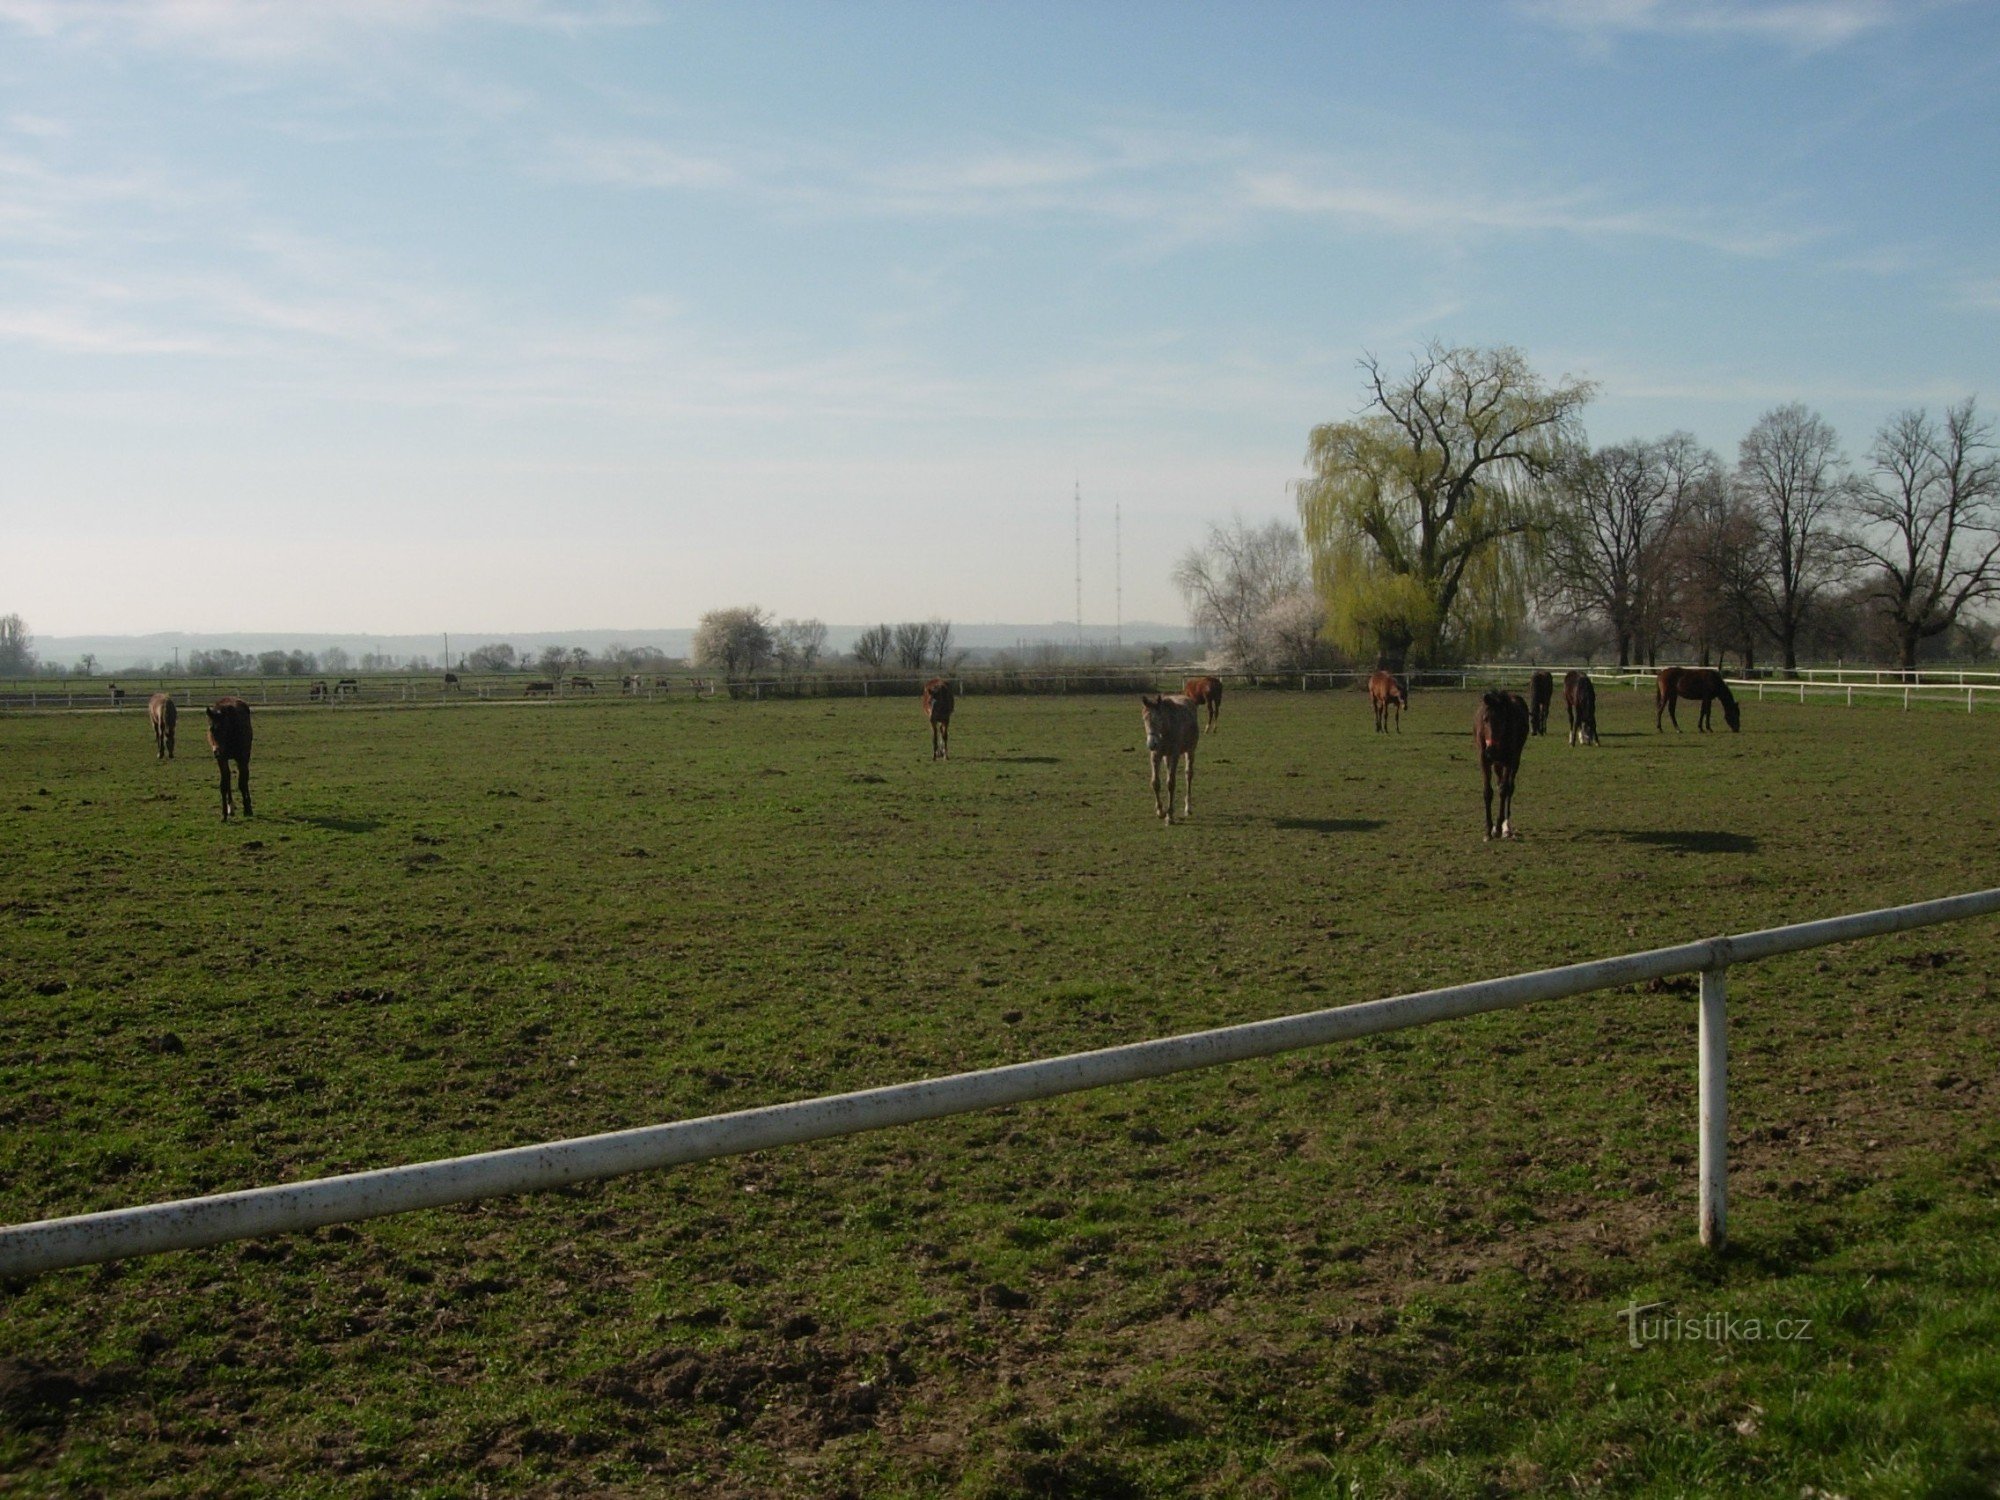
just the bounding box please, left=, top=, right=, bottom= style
left=4, top=887, right=1998, bottom=1280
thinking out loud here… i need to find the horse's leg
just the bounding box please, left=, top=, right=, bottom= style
left=1698, top=697, right=1711, bottom=732
left=1482, top=759, right=1496, bottom=840
left=238, top=755, right=252, bottom=818
left=1499, top=766, right=1516, bottom=837
left=1151, top=753, right=1168, bottom=822
left=940, top=720, right=949, bottom=760
left=216, top=754, right=233, bottom=820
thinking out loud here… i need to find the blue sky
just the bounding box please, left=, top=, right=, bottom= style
left=2, top=0, right=1996, bottom=636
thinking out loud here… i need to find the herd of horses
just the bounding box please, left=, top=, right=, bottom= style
left=128, top=660, right=1738, bottom=831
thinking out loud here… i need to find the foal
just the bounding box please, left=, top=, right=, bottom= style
left=205, top=697, right=253, bottom=821
left=921, top=678, right=955, bottom=760
left=1528, top=671, right=1553, bottom=736
left=1368, top=669, right=1407, bottom=732
left=148, top=693, right=177, bottom=761
left=1563, top=671, right=1598, bottom=746
left=1140, top=694, right=1200, bottom=824
left=1474, top=690, right=1529, bottom=840
left=1182, top=676, right=1224, bottom=731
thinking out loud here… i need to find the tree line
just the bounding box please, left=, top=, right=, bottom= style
left=1181, top=342, right=1999, bottom=674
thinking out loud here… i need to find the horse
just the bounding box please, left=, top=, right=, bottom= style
left=1564, top=671, right=1598, bottom=746
left=1656, top=666, right=1741, bottom=733
left=443, top=672, right=460, bottom=691
left=204, top=697, right=252, bottom=821
left=525, top=680, right=557, bottom=697
left=148, top=693, right=177, bottom=761
left=921, top=678, right=956, bottom=760
left=107, top=684, right=126, bottom=706
left=1368, top=669, right=1408, bottom=732
left=1474, top=690, right=1529, bottom=840
left=1528, top=671, right=1553, bottom=736
left=1182, top=675, right=1224, bottom=730
left=1140, top=694, right=1200, bottom=824
left=334, top=678, right=359, bottom=700
left=570, top=676, right=595, bottom=693
left=308, top=680, right=330, bottom=702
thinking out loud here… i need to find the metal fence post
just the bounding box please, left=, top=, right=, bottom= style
left=1699, top=966, right=1728, bottom=1249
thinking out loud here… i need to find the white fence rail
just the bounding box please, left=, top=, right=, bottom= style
left=4, top=888, right=1998, bottom=1279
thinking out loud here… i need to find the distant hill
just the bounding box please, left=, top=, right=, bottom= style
left=32, top=623, right=1193, bottom=672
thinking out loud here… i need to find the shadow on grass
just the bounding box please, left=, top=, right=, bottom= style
left=1274, top=817, right=1387, bottom=834
left=1618, top=829, right=1760, bottom=855
left=288, top=814, right=384, bottom=835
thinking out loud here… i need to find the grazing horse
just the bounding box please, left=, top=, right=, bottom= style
left=1368, top=669, right=1408, bottom=732
left=525, top=680, right=557, bottom=697
left=1528, top=671, right=1553, bottom=736
left=1474, top=690, right=1529, bottom=840
left=443, top=672, right=460, bottom=690
left=1563, top=671, right=1599, bottom=746
left=204, top=697, right=252, bottom=821
left=921, top=678, right=956, bottom=760
left=1140, top=694, right=1200, bottom=824
left=334, top=678, right=359, bottom=700
left=148, top=693, right=177, bottom=761
left=1182, top=675, right=1224, bottom=730
left=1656, top=667, right=1741, bottom=733
left=570, top=676, right=595, bottom=693
left=308, top=680, right=330, bottom=702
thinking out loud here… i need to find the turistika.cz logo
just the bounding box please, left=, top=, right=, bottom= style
left=1617, top=1301, right=1815, bottom=1350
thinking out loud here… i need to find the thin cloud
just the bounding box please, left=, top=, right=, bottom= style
left=1518, top=0, right=1904, bottom=52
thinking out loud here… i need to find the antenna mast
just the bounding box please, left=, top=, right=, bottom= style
left=1114, top=501, right=1123, bottom=649
left=1074, top=481, right=1084, bottom=650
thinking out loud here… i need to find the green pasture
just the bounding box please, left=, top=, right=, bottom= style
left=2, top=687, right=1997, bottom=1497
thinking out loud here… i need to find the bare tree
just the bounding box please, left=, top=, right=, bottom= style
left=0, top=613, right=36, bottom=676
left=891, top=621, right=932, bottom=671
left=851, top=624, right=893, bottom=671
left=774, top=618, right=829, bottom=675
left=1172, top=518, right=1310, bottom=670
left=692, top=606, right=774, bottom=679
left=925, top=619, right=955, bottom=671
left=1844, top=400, right=2000, bottom=669
left=1736, top=404, right=1851, bottom=674
left=1667, top=472, right=1768, bottom=670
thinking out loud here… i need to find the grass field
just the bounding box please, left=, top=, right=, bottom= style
left=2, top=684, right=1998, bottom=1497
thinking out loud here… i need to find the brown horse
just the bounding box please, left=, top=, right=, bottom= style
left=1183, top=675, right=1223, bottom=730
left=308, top=680, right=330, bottom=702
left=205, top=697, right=252, bottom=821
left=1656, top=666, right=1741, bottom=733
left=1474, top=690, right=1529, bottom=840
left=525, top=680, right=557, bottom=697
left=148, top=692, right=177, bottom=760
left=1368, top=669, right=1408, bottom=732
left=1140, top=694, right=1200, bottom=824
left=1563, top=671, right=1598, bottom=746
left=1528, top=670, right=1553, bottom=736
left=921, top=678, right=956, bottom=760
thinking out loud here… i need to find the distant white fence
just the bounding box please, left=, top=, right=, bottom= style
left=1457, top=664, right=1999, bottom=713
left=4, top=888, right=1997, bottom=1278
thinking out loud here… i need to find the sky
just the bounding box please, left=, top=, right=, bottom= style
left=2, top=0, right=1997, bottom=638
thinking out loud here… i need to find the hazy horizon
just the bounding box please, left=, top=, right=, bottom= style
left=5, top=2, right=1997, bottom=637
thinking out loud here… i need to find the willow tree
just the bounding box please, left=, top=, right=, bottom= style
left=1296, top=343, right=1593, bottom=667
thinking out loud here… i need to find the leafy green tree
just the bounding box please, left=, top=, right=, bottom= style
left=1296, top=342, right=1592, bottom=667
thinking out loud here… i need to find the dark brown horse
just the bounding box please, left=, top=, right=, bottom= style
left=148, top=692, right=177, bottom=760
left=205, top=697, right=252, bottom=821
left=1563, top=671, right=1598, bottom=746
left=1474, top=690, right=1529, bottom=840
left=1140, top=694, right=1200, bottom=824
left=1528, top=670, right=1553, bottom=736
left=1183, top=675, right=1224, bottom=730
left=1368, top=669, right=1408, bottom=732
left=921, top=678, right=956, bottom=760
left=1656, top=667, right=1741, bottom=733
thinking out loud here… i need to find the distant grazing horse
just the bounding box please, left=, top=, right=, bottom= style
left=921, top=678, right=956, bottom=760
left=107, top=684, right=126, bottom=706
left=1528, top=671, right=1553, bottom=736
left=204, top=697, right=252, bottom=821
left=148, top=693, right=177, bottom=761
left=1368, top=669, right=1408, bottom=732
left=334, top=678, right=359, bottom=700
left=525, top=680, right=557, bottom=697
left=308, top=680, right=330, bottom=703
left=1140, top=694, right=1200, bottom=824
left=1474, top=690, right=1530, bottom=840
left=570, top=676, right=595, bottom=694
left=1182, top=676, right=1224, bottom=731
left=443, top=672, right=460, bottom=691
left=1563, top=671, right=1598, bottom=746
left=1656, top=666, right=1740, bottom=733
